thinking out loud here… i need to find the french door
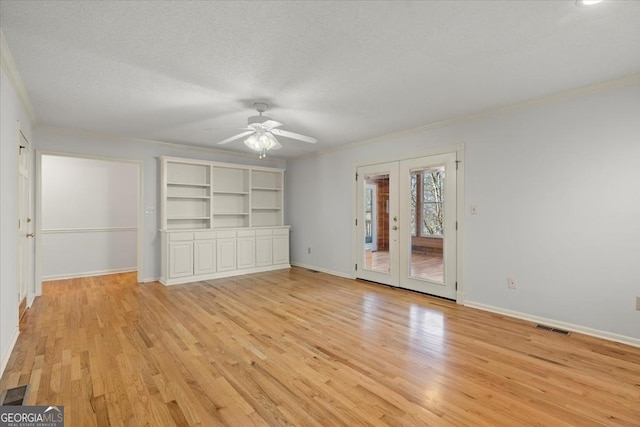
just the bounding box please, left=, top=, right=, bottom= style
left=356, top=153, right=457, bottom=300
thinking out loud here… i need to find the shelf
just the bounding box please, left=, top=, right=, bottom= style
left=168, top=196, right=210, bottom=199
left=162, top=157, right=284, bottom=230
left=168, top=216, right=210, bottom=220
left=252, top=187, right=282, bottom=191
left=212, top=190, right=249, bottom=195
left=167, top=182, right=211, bottom=187
left=213, top=212, right=249, bottom=216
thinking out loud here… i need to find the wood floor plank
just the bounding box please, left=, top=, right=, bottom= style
left=1, top=268, right=639, bottom=426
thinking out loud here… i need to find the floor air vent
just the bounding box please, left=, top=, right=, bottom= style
left=536, top=324, right=571, bottom=336
left=0, top=384, right=30, bottom=405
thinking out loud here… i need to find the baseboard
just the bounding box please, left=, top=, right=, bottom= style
left=465, top=301, right=640, bottom=349
left=160, top=264, right=292, bottom=286
left=290, top=262, right=353, bottom=279
left=0, top=327, right=20, bottom=378
left=142, top=277, right=160, bottom=283
left=42, top=268, right=136, bottom=281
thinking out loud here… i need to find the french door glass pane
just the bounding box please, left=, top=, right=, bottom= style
left=409, top=166, right=445, bottom=283
left=363, top=173, right=390, bottom=273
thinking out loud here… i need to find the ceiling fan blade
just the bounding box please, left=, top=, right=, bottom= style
left=271, top=129, right=317, bottom=144
left=217, top=130, right=254, bottom=145
left=261, top=119, right=283, bottom=129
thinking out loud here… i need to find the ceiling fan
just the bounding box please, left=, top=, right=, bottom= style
left=217, top=102, right=317, bottom=158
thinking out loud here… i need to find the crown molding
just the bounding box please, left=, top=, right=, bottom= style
left=294, top=72, right=640, bottom=161
left=0, top=28, right=37, bottom=124
left=37, top=125, right=287, bottom=166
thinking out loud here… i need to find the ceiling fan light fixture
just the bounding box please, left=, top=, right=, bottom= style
left=244, top=131, right=280, bottom=157
left=576, top=0, right=603, bottom=6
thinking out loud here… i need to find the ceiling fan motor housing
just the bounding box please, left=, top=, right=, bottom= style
left=248, top=115, right=271, bottom=126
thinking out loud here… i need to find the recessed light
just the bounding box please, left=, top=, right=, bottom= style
left=576, top=0, right=603, bottom=6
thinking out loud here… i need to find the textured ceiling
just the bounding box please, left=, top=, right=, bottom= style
left=1, top=1, right=639, bottom=158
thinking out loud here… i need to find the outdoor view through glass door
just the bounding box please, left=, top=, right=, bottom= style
left=357, top=153, right=457, bottom=300
left=357, top=163, right=399, bottom=286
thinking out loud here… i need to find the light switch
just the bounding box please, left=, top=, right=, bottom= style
left=145, top=207, right=156, bottom=215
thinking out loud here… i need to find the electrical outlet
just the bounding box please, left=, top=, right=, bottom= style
left=636, top=296, right=640, bottom=311
left=307, top=247, right=311, bottom=254
left=507, top=277, right=517, bottom=289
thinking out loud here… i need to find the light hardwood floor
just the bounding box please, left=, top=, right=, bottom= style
left=1, top=268, right=639, bottom=426
left=365, top=250, right=444, bottom=283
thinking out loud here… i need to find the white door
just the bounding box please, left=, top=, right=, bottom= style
left=357, top=153, right=458, bottom=300
left=398, top=153, right=457, bottom=299
left=356, top=162, right=399, bottom=286
left=17, top=131, right=32, bottom=317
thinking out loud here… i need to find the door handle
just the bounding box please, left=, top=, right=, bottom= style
left=392, top=226, right=398, bottom=230
left=26, top=233, right=35, bottom=238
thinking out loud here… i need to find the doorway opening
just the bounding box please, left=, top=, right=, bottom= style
left=35, top=153, right=143, bottom=294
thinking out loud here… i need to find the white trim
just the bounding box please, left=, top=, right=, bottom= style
left=291, top=262, right=354, bottom=280
left=0, top=327, right=19, bottom=378
left=161, top=264, right=292, bottom=286
left=38, top=125, right=288, bottom=166
left=352, top=143, right=462, bottom=169
left=42, top=268, right=137, bottom=282
left=142, top=277, right=160, bottom=283
left=293, top=73, right=640, bottom=161
left=455, top=143, right=465, bottom=304
left=0, top=29, right=37, bottom=124
left=41, top=227, right=137, bottom=234
left=465, top=301, right=640, bottom=349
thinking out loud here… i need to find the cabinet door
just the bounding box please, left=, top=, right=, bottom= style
left=237, top=237, right=256, bottom=269
left=273, top=235, right=290, bottom=265
left=216, top=238, right=237, bottom=272
left=194, top=239, right=216, bottom=275
left=169, top=241, right=194, bottom=278
left=255, top=236, right=273, bottom=267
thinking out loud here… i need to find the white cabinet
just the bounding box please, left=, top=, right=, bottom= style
left=194, top=239, right=216, bottom=276
left=237, top=237, right=256, bottom=269
left=273, top=232, right=290, bottom=266
left=216, top=238, right=237, bottom=272
left=159, top=156, right=290, bottom=286
left=256, top=234, right=273, bottom=267
left=169, top=241, right=193, bottom=279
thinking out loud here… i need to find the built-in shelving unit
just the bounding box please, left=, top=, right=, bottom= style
left=159, top=156, right=289, bottom=285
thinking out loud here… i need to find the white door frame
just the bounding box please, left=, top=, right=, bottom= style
left=34, top=151, right=144, bottom=295
left=17, top=127, right=33, bottom=310
left=352, top=143, right=465, bottom=303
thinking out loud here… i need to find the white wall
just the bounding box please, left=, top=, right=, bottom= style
left=36, top=128, right=285, bottom=283
left=0, top=66, right=35, bottom=375
left=41, top=155, right=138, bottom=279
left=286, top=81, right=640, bottom=343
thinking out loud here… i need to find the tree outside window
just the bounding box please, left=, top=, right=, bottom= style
left=410, top=166, right=444, bottom=237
